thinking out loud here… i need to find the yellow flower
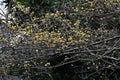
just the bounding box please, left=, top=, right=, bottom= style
left=68, top=36, right=73, bottom=41
left=96, top=66, right=99, bottom=69
left=54, top=13, right=58, bottom=18
left=81, top=7, right=84, bottom=10
left=50, top=13, right=54, bottom=16
left=26, top=29, right=33, bottom=36
left=74, top=8, right=79, bottom=12
left=64, top=57, right=69, bottom=61
left=44, top=62, right=50, bottom=67
left=30, top=11, right=34, bottom=16
left=74, top=20, right=80, bottom=27
left=45, top=13, right=49, bottom=16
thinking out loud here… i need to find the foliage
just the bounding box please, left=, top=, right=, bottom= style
left=0, top=0, right=120, bottom=80
left=3, top=0, right=120, bottom=29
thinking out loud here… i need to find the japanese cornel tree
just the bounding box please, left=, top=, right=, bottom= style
left=0, top=0, right=120, bottom=80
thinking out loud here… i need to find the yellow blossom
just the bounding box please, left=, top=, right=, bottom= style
left=44, top=62, right=50, bottom=67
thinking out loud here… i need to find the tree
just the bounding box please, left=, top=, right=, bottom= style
left=0, top=0, right=120, bottom=80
